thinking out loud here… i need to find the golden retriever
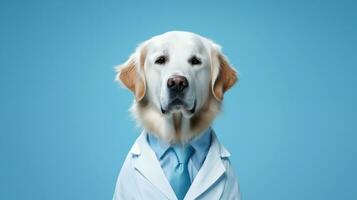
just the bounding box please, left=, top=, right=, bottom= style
left=115, top=31, right=237, bottom=144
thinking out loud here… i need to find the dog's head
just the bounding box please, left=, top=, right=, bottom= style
left=115, top=31, right=238, bottom=143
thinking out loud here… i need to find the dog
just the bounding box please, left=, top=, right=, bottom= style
left=113, top=31, right=241, bottom=200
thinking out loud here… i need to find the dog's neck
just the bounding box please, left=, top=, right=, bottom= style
left=172, top=112, right=183, bottom=140
left=131, top=94, right=221, bottom=144
left=168, top=112, right=193, bottom=144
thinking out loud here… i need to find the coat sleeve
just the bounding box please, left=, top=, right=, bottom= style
left=220, top=159, right=242, bottom=200
left=113, top=154, right=137, bottom=200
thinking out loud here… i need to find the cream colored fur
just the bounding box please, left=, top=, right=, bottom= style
left=115, top=31, right=238, bottom=144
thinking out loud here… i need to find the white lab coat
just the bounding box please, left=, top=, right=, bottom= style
left=113, top=131, right=241, bottom=200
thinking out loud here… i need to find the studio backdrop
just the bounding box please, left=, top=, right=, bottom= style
left=1, top=0, right=356, bottom=200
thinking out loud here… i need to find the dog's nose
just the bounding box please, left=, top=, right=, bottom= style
left=167, top=75, right=189, bottom=93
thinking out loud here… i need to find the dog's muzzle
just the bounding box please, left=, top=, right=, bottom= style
left=161, top=75, right=196, bottom=114
left=160, top=99, right=196, bottom=114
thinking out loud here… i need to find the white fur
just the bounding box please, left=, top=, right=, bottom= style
left=117, top=31, right=230, bottom=143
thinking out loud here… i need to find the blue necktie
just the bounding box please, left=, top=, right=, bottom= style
left=169, top=145, right=194, bottom=200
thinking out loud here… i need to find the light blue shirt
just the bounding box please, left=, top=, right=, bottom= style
left=147, top=128, right=212, bottom=183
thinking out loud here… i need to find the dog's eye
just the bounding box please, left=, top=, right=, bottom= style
left=155, top=56, right=167, bottom=65
left=189, top=56, right=201, bottom=65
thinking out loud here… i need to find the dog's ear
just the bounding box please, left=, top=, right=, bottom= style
left=211, top=45, right=238, bottom=101
left=115, top=45, right=147, bottom=102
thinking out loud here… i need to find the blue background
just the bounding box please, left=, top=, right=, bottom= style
left=1, top=0, right=356, bottom=199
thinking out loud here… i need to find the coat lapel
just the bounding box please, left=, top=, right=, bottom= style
left=184, top=132, right=230, bottom=200
left=131, top=132, right=178, bottom=200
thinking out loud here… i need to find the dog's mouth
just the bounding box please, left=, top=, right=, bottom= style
left=161, top=98, right=196, bottom=114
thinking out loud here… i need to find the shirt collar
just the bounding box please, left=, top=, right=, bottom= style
left=190, top=127, right=212, bottom=167
left=147, top=132, right=171, bottom=159
left=147, top=127, right=212, bottom=165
